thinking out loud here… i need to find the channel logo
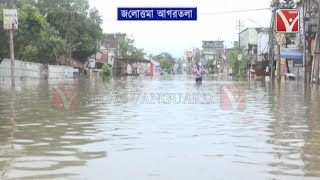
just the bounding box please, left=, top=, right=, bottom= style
left=276, top=9, right=299, bottom=33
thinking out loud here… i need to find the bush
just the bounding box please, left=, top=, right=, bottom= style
left=100, top=64, right=112, bottom=80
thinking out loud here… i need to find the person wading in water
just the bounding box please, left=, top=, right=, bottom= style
left=193, top=64, right=205, bottom=83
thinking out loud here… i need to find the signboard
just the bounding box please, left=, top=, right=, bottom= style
left=280, top=47, right=303, bottom=60
left=275, top=9, right=299, bottom=33
left=293, top=59, right=303, bottom=67
left=3, top=9, right=18, bottom=30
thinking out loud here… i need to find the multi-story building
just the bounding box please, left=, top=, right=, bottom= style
left=239, top=27, right=269, bottom=76
left=201, top=41, right=224, bottom=62
left=201, top=41, right=224, bottom=74
left=102, top=33, right=126, bottom=57
left=295, top=0, right=319, bottom=82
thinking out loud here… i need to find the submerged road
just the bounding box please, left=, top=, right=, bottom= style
left=0, top=75, right=319, bottom=179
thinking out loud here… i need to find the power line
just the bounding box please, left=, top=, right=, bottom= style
left=247, top=18, right=264, bottom=28
left=200, top=8, right=270, bottom=15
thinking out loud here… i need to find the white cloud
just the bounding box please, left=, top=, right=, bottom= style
left=88, top=0, right=272, bottom=58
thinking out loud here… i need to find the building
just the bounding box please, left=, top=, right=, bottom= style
left=201, top=41, right=224, bottom=61
left=102, top=33, right=126, bottom=57
left=295, top=0, right=319, bottom=82
left=201, top=41, right=224, bottom=74
left=88, top=50, right=108, bottom=69
left=239, top=27, right=269, bottom=76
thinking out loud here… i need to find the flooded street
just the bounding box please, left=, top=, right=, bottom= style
left=1, top=75, right=320, bottom=180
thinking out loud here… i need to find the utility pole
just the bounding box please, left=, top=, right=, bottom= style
left=237, top=19, right=242, bottom=47
left=302, top=0, right=308, bottom=84
left=65, top=0, right=73, bottom=66
left=7, top=0, right=15, bottom=87
left=236, top=19, right=244, bottom=77
left=269, top=3, right=276, bottom=82
left=69, top=6, right=73, bottom=67
left=314, top=0, right=320, bottom=84
left=278, top=45, right=281, bottom=82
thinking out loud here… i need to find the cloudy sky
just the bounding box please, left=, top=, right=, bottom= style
left=88, top=0, right=272, bottom=58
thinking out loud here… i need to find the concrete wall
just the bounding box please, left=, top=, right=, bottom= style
left=0, top=59, right=43, bottom=78
left=48, top=65, right=74, bottom=79
left=0, top=59, right=74, bottom=80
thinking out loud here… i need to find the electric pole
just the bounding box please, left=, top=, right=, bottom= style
left=302, top=0, right=308, bottom=84
left=236, top=19, right=244, bottom=77
left=69, top=4, right=73, bottom=66
left=7, top=0, right=15, bottom=87
left=314, top=0, right=320, bottom=84
left=269, top=2, right=277, bottom=82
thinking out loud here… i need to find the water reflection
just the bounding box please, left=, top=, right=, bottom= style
left=0, top=80, right=107, bottom=179
left=0, top=87, right=17, bottom=179
left=266, top=81, right=320, bottom=178
left=302, top=85, right=320, bottom=177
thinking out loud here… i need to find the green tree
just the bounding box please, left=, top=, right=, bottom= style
left=35, top=0, right=103, bottom=61
left=228, top=47, right=247, bottom=77
left=100, top=63, right=112, bottom=80
left=0, top=2, right=65, bottom=64
left=155, top=52, right=175, bottom=71
left=0, top=4, right=9, bottom=62
left=160, top=59, right=174, bottom=71
left=118, top=35, right=146, bottom=60
left=154, top=52, right=175, bottom=63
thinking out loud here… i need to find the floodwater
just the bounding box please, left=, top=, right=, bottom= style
left=0, top=75, right=320, bottom=180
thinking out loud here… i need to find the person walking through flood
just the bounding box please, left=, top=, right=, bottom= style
left=193, top=64, right=205, bottom=83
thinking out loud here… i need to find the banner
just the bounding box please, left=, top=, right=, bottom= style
left=280, top=47, right=303, bottom=60
left=3, top=9, right=18, bottom=30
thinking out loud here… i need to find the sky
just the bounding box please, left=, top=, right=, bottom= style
left=88, top=0, right=272, bottom=58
